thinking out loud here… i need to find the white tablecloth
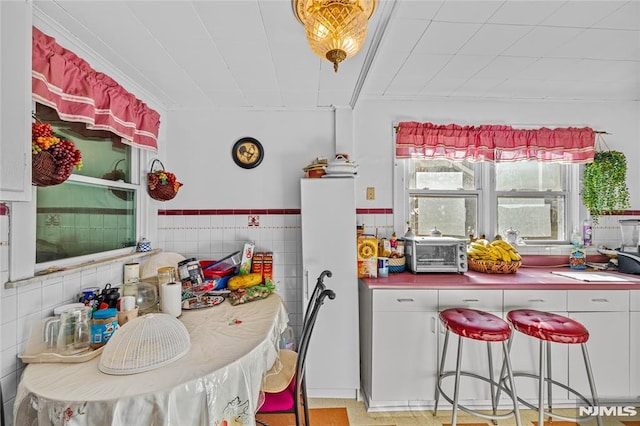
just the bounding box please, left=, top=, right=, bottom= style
left=15, top=294, right=289, bottom=426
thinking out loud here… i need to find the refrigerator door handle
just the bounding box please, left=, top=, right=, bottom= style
left=304, top=269, right=309, bottom=302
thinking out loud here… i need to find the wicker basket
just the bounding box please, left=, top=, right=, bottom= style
left=32, top=151, right=72, bottom=187
left=468, top=257, right=521, bottom=274
left=147, top=159, right=182, bottom=201
left=102, top=159, right=131, bottom=201
left=388, top=257, right=406, bottom=273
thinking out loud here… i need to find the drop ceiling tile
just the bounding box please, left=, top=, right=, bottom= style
left=127, top=2, right=206, bottom=43
left=394, top=0, right=444, bottom=20
left=458, top=24, right=533, bottom=56
left=385, top=54, right=453, bottom=94
left=502, top=26, right=585, bottom=58
left=244, top=91, right=283, bottom=108
left=433, top=1, right=504, bottom=24
left=420, top=76, right=464, bottom=97
left=593, top=1, right=640, bottom=30
left=541, top=1, right=627, bottom=28
left=471, top=56, right=539, bottom=80
left=414, top=21, right=482, bottom=55
left=488, top=1, right=564, bottom=25
left=547, top=28, right=640, bottom=61
left=437, top=54, right=496, bottom=79
left=453, top=78, right=504, bottom=97
left=513, top=58, right=584, bottom=80
left=380, top=18, right=433, bottom=54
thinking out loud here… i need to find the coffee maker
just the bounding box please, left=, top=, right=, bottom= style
left=616, top=219, right=640, bottom=274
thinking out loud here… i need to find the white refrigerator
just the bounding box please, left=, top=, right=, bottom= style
left=300, top=177, right=360, bottom=398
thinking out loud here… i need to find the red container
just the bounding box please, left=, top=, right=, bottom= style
left=199, top=260, right=236, bottom=279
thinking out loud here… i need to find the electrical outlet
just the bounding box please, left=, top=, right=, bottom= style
left=366, top=187, right=375, bottom=200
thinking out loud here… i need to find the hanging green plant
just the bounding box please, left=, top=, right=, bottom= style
left=581, top=150, right=630, bottom=224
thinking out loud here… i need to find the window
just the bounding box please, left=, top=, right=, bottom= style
left=396, top=158, right=579, bottom=243
left=35, top=104, right=140, bottom=264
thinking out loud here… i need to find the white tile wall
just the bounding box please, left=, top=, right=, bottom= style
left=157, top=213, right=302, bottom=333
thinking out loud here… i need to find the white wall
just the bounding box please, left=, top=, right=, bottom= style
left=353, top=98, right=640, bottom=210
left=164, top=108, right=336, bottom=209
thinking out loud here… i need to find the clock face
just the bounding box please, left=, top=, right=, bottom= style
left=232, top=137, right=264, bottom=169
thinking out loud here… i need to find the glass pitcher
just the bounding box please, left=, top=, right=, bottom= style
left=56, top=306, right=91, bottom=355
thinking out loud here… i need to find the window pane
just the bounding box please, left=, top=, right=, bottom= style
left=36, top=104, right=132, bottom=183
left=409, top=195, right=477, bottom=238
left=496, top=161, right=562, bottom=191
left=36, top=181, right=136, bottom=263
left=409, top=159, right=475, bottom=190
left=497, top=196, right=566, bottom=241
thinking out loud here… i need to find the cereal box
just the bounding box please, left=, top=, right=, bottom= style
left=263, top=252, right=273, bottom=280
left=357, top=235, right=378, bottom=278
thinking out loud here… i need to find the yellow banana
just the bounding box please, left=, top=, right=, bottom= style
left=509, top=250, right=522, bottom=261
left=492, top=239, right=517, bottom=252
left=494, top=245, right=512, bottom=262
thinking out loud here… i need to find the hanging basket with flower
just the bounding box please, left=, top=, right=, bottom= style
left=147, top=159, right=183, bottom=201
left=31, top=121, right=83, bottom=187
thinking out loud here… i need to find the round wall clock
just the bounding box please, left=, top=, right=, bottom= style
left=232, top=137, right=264, bottom=169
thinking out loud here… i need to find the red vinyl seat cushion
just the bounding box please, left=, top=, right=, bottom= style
left=439, top=308, right=511, bottom=342
left=507, top=309, right=589, bottom=344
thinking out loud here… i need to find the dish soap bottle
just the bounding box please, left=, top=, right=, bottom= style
left=582, top=218, right=593, bottom=246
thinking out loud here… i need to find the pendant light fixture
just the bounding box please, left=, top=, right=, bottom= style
left=293, top=0, right=377, bottom=72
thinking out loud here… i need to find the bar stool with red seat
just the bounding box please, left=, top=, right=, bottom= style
left=434, top=308, right=521, bottom=426
left=504, top=309, right=603, bottom=426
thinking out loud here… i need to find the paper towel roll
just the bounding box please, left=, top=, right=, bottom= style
left=160, top=282, right=182, bottom=317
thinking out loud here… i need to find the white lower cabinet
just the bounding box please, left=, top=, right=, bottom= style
left=568, top=291, right=630, bottom=400
left=361, top=287, right=439, bottom=409
left=503, top=290, right=569, bottom=403
left=631, top=292, right=640, bottom=398
left=360, top=285, right=637, bottom=412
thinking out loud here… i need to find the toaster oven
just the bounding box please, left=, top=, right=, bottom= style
left=405, top=236, right=468, bottom=273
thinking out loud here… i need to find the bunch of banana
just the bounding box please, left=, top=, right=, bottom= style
left=467, top=238, right=522, bottom=262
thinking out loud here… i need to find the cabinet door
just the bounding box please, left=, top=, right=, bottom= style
left=631, top=312, right=640, bottom=398
left=372, top=310, right=438, bottom=402
left=568, top=312, right=630, bottom=399
left=0, top=1, right=32, bottom=201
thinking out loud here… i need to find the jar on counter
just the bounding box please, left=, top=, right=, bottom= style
left=91, top=308, right=118, bottom=349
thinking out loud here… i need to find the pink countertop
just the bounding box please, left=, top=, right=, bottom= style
left=362, top=266, right=640, bottom=290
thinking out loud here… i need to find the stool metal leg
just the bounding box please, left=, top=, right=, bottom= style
left=581, top=343, right=603, bottom=426
left=487, top=342, right=498, bottom=424
left=451, top=335, right=464, bottom=426
left=501, top=340, right=521, bottom=426
left=434, top=329, right=450, bottom=415
left=538, top=339, right=546, bottom=426
left=546, top=341, right=553, bottom=422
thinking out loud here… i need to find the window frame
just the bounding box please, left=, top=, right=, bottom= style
left=394, top=158, right=582, bottom=244
left=8, top=102, right=152, bottom=281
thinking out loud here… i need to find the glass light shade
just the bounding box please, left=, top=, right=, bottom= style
left=294, top=0, right=376, bottom=72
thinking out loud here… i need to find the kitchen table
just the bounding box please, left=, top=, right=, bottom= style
left=14, top=294, right=289, bottom=426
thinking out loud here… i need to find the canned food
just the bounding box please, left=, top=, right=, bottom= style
left=177, top=258, right=204, bottom=286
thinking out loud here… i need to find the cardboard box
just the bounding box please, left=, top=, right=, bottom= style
left=357, top=235, right=378, bottom=278
left=263, top=252, right=273, bottom=280
left=239, top=242, right=255, bottom=275
left=251, top=252, right=264, bottom=275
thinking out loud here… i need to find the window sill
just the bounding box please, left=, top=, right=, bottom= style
left=4, top=248, right=161, bottom=289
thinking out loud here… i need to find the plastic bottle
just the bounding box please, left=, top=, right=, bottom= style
left=582, top=218, right=593, bottom=246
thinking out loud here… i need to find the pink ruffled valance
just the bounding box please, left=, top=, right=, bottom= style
left=396, top=122, right=595, bottom=163
left=31, top=27, right=159, bottom=152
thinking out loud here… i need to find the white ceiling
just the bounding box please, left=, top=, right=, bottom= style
left=33, top=0, right=640, bottom=111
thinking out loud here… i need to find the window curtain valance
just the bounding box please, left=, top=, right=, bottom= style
left=395, top=122, right=595, bottom=163
left=31, top=27, right=160, bottom=152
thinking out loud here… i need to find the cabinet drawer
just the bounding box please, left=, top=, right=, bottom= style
left=373, top=289, right=438, bottom=312
left=438, top=290, right=502, bottom=312
left=631, top=291, right=640, bottom=312
left=567, top=290, right=629, bottom=312
left=504, top=290, right=567, bottom=312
